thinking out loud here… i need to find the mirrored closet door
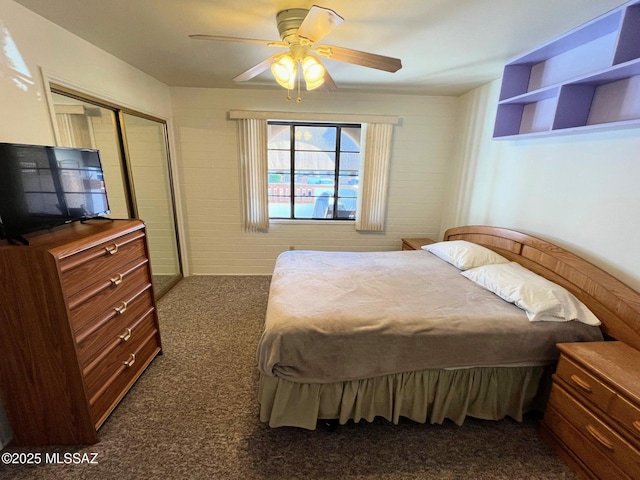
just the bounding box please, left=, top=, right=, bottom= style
left=49, top=88, right=182, bottom=298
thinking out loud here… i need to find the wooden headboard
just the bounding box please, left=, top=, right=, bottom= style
left=444, top=225, right=640, bottom=351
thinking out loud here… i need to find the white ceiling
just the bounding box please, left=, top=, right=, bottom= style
left=15, top=0, right=628, bottom=96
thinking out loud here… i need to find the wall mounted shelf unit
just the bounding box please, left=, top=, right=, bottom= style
left=493, top=0, right=640, bottom=139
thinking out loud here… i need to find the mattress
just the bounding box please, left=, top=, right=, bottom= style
left=257, top=250, right=603, bottom=384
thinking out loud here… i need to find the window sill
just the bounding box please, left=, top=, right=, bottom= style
left=270, top=219, right=355, bottom=225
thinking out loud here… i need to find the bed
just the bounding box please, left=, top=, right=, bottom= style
left=257, top=225, right=640, bottom=429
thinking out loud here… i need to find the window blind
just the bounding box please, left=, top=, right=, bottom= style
left=355, top=123, right=393, bottom=231
left=237, top=118, right=269, bottom=231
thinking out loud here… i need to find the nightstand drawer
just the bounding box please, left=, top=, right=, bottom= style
left=544, top=403, right=631, bottom=480
left=610, top=395, right=640, bottom=447
left=555, top=354, right=617, bottom=411
left=549, top=382, right=640, bottom=480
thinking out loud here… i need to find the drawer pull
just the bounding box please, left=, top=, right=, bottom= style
left=119, top=328, right=132, bottom=342
left=114, top=301, right=128, bottom=315
left=110, top=273, right=124, bottom=286
left=585, top=424, right=614, bottom=451
left=104, top=244, right=119, bottom=255
left=570, top=374, right=592, bottom=393
left=123, top=353, right=136, bottom=368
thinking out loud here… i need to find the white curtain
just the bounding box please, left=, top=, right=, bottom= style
left=53, top=105, right=95, bottom=148
left=237, top=118, right=269, bottom=231
left=233, top=113, right=396, bottom=232
left=356, top=123, right=393, bottom=231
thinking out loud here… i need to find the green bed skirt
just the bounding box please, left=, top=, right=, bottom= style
left=259, top=366, right=553, bottom=430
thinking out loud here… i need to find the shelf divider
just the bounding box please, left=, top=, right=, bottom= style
left=553, top=85, right=596, bottom=130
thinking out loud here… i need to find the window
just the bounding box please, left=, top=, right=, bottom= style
left=267, top=122, right=361, bottom=220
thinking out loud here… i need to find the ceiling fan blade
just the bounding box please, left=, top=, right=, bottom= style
left=296, top=5, right=344, bottom=44
left=314, top=44, right=402, bottom=73
left=233, top=55, right=279, bottom=82
left=189, top=34, right=287, bottom=48
left=317, top=70, right=337, bottom=92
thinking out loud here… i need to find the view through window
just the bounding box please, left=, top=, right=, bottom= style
left=267, top=122, right=361, bottom=220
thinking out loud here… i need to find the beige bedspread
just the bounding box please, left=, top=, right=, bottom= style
left=257, top=250, right=603, bottom=383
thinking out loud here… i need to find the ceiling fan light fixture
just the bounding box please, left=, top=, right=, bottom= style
left=301, top=55, right=325, bottom=90
left=191, top=5, right=403, bottom=98
left=271, top=54, right=297, bottom=89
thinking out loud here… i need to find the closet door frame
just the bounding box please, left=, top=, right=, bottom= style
left=46, top=82, right=184, bottom=298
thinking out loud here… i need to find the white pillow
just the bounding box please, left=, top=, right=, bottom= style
left=461, top=262, right=601, bottom=326
left=422, top=240, right=509, bottom=270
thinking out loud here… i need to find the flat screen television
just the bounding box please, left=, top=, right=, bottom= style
left=0, top=142, right=111, bottom=244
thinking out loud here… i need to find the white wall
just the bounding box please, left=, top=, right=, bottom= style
left=0, top=0, right=174, bottom=449
left=171, top=87, right=458, bottom=274
left=0, top=0, right=172, bottom=142
left=446, top=79, right=640, bottom=292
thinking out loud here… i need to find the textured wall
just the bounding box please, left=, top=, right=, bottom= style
left=446, top=80, right=640, bottom=292
left=170, top=87, right=458, bottom=274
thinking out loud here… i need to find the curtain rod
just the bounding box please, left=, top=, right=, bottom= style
left=228, top=110, right=400, bottom=124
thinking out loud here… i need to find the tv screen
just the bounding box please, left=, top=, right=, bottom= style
left=0, top=143, right=111, bottom=243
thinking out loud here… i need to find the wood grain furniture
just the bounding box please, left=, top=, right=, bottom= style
left=258, top=225, right=640, bottom=430
left=443, top=226, right=640, bottom=352
left=494, top=0, right=640, bottom=138
left=0, top=219, right=162, bottom=446
left=539, top=342, right=640, bottom=480
left=401, top=237, right=434, bottom=250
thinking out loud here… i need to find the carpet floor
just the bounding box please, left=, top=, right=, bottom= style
left=0, top=276, right=576, bottom=479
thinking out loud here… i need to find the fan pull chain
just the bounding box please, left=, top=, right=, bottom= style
left=296, top=59, right=302, bottom=102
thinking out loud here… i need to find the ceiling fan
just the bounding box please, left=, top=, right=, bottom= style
left=190, top=5, right=402, bottom=101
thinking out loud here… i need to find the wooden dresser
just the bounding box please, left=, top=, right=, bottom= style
left=0, top=219, right=162, bottom=446
left=539, top=341, right=640, bottom=480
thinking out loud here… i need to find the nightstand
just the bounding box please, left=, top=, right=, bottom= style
left=539, top=341, right=640, bottom=480
left=401, top=237, right=435, bottom=251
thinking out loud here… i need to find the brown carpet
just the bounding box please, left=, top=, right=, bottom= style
left=0, top=276, right=576, bottom=480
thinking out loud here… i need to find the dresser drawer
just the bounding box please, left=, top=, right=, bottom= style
left=89, top=329, right=161, bottom=428
left=84, top=312, right=157, bottom=399
left=75, top=287, right=155, bottom=369
left=548, top=383, right=640, bottom=480
left=610, top=395, right=640, bottom=448
left=555, top=354, right=617, bottom=412
left=59, top=230, right=147, bottom=298
left=68, top=260, right=151, bottom=333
